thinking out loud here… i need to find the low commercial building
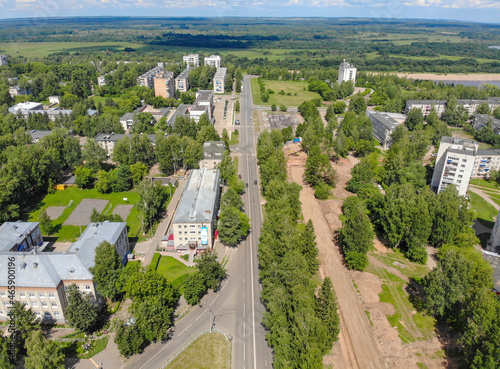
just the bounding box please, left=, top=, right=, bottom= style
left=204, top=55, right=221, bottom=69
left=95, top=132, right=157, bottom=157
left=171, top=168, right=221, bottom=253
left=405, top=100, right=447, bottom=117
left=368, top=111, right=406, bottom=149
left=175, top=67, right=191, bottom=93
left=337, top=59, right=356, bottom=85
left=431, top=136, right=478, bottom=196
left=154, top=70, right=175, bottom=99
left=0, top=221, right=128, bottom=323
left=213, top=67, right=227, bottom=94
left=201, top=141, right=225, bottom=169
left=183, top=54, right=199, bottom=67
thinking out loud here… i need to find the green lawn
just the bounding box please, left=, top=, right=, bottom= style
left=0, top=42, right=148, bottom=59
left=251, top=79, right=321, bottom=106
left=365, top=258, right=436, bottom=345
left=166, top=332, right=230, bottom=369
left=155, top=256, right=197, bottom=291
left=470, top=178, right=500, bottom=190
left=28, top=187, right=142, bottom=242
left=467, top=191, right=498, bottom=228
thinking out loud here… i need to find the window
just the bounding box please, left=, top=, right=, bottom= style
left=190, top=225, right=196, bottom=228
left=48, top=293, right=55, bottom=299
left=190, top=231, right=196, bottom=234
left=457, top=180, right=462, bottom=183
left=29, top=293, right=35, bottom=299
left=461, top=164, right=466, bottom=168
left=42, top=302, right=47, bottom=307
left=0, top=311, right=4, bottom=315
left=0, top=292, right=5, bottom=297
left=19, top=293, right=26, bottom=298
left=39, top=293, right=45, bottom=298
left=458, top=175, right=463, bottom=178
left=32, top=302, right=38, bottom=307
left=85, top=286, right=91, bottom=291
left=54, top=311, right=60, bottom=317
left=51, top=302, right=57, bottom=308
left=35, top=312, right=41, bottom=317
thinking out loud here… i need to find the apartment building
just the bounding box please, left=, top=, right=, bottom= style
left=190, top=90, right=214, bottom=122
left=8, top=85, right=31, bottom=98
left=431, top=136, right=478, bottom=196
left=0, top=54, right=7, bottom=66
left=368, top=111, right=406, bottom=149
left=337, top=59, right=356, bottom=85
left=175, top=67, right=191, bottom=93
left=119, top=113, right=135, bottom=132
left=171, top=168, right=221, bottom=253
left=137, top=65, right=164, bottom=88
left=201, top=141, right=225, bottom=169
left=48, top=96, right=60, bottom=105
left=95, top=132, right=157, bottom=156
left=472, top=149, right=500, bottom=178
left=458, top=99, right=489, bottom=116
left=154, top=70, right=175, bottom=99
left=0, top=221, right=128, bottom=323
left=183, top=53, right=199, bottom=67
left=213, top=67, right=227, bottom=94
left=405, top=100, right=447, bottom=117
left=472, top=114, right=500, bottom=135
left=204, top=55, right=221, bottom=69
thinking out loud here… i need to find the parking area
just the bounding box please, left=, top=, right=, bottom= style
left=265, top=112, right=301, bottom=130
left=213, top=94, right=238, bottom=136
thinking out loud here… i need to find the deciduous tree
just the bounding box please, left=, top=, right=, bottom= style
left=65, top=284, right=98, bottom=333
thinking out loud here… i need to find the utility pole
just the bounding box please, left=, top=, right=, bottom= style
left=209, top=309, right=213, bottom=332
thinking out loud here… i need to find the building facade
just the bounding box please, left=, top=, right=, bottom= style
left=472, top=149, right=500, bottom=178
left=0, top=54, right=7, bottom=66
left=183, top=54, right=199, bottom=67
left=337, top=59, right=356, bottom=85
left=472, top=114, right=500, bottom=135
left=431, top=136, right=478, bottom=196
left=95, top=133, right=157, bottom=157
left=204, top=55, right=221, bottom=69
left=0, top=221, right=128, bottom=323
left=8, top=85, right=31, bottom=98
left=201, top=141, right=225, bottom=169
left=154, top=71, right=175, bottom=99
left=213, top=67, right=227, bottom=94
left=405, top=100, right=447, bottom=117
left=137, top=65, right=164, bottom=88
left=171, top=168, right=221, bottom=254
left=368, top=111, right=406, bottom=149
left=175, top=68, right=191, bottom=93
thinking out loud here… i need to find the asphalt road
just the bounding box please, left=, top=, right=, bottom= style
left=122, top=76, right=272, bottom=369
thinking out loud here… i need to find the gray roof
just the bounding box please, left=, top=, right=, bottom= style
left=440, top=136, right=477, bottom=145
left=474, top=114, right=500, bottom=126
left=168, top=104, right=191, bottom=126
left=457, top=99, right=488, bottom=105
left=476, top=149, right=500, bottom=156
left=176, top=67, right=191, bottom=80
left=120, top=112, right=135, bottom=121
left=0, top=222, right=40, bottom=252
left=203, top=141, right=225, bottom=157
left=94, top=133, right=157, bottom=143
left=173, top=168, right=220, bottom=224
left=214, top=68, right=227, bottom=79
left=29, top=130, right=53, bottom=141
left=195, top=90, right=213, bottom=103
left=368, top=111, right=405, bottom=130
left=406, top=100, right=447, bottom=105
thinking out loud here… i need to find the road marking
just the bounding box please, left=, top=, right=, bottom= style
left=178, top=324, right=192, bottom=336
left=210, top=293, right=220, bottom=306
left=138, top=341, right=171, bottom=369
left=195, top=309, right=207, bottom=321
left=244, top=321, right=246, bottom=338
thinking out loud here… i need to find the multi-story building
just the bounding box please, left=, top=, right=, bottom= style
left=405, top=100, right=447, bottom=117
left=204, top=55, right=221, bottom=69
left=0, top=54, right=7, bottom=66
left=8, top=102, right=44, bottom=115
left=0, top=221, right=128, bottom=323
left=190, top=90, right=214, bottom=122
left=8, top=85, right=31, bottom=98
left=171, top=168, right=221, bottom=254
left=154, top=70, right=175, bottom=99
left=201, top=141, right=225, bottom=169
left=183, top=54, right=199, bottom=67
left=472, top=114, right=500, bottom=135
left=119, top=113, right=135, bottom=132
left=489, top=211, right=500, bottom=253
left=472, top=149, right=500, bottom=178
left=9, top=104, right=97, bottom=121
left=95, top=132, right=157, bottom=157
left=175, top=67, right=191, bottom=93
left=368, top=111, right=406, bottom=149
left=137, top=65, right=164, bottom=88
left=431, top=136, right=478, bottom=196
left=457, top=99, right=489, bottom=116
left=337, top=59, right=356, bottom=85
left=213, top=67, right=227, bottom=94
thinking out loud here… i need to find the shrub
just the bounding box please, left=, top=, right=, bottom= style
left=345, top=251, right=368, bottom=271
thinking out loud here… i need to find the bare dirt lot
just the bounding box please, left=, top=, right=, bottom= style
left=45, top=206, right=65, bottom=220
left=286, top=145, right=445, bottom=369
left=63, top=199, right=109, bottom=225
left=112, top=204, right=134, bottom=221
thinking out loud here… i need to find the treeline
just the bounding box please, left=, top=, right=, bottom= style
left=257, top=129, right=340, bottom=368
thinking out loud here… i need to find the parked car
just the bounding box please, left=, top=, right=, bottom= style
left=245, top=183, right=249, bottom=188
left=235, top=120, right=240, bottom=125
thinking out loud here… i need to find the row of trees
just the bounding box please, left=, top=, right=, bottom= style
left=308, top=78, right=354, bottom=101
left=257, top=129, right=340, bottom=368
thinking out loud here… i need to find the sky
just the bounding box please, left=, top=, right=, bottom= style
left=0, top=0, right=498, bottom=24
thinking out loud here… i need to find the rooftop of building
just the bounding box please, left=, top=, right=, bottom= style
left=406, top=99, right=447, bottom=104
left=94, top=132, right=157, bottom=143
left=29, top=130, right=53, bottom=141
left=214, top=68, right=227, bottom=79
left=176, top=67, right=191, bottom=79
left=482, top=250, right=500, bottom=292
left=0, top=222, right=40, bottom=253
left=474, top=114, right=500, bottom=125
left=168, top=104, right=191, bottom=126
left=120, top=112, right=135, bottom=121
left=195, top=90, right=214, bottom=103
left=203, top=141, right=225, bottom=157
left=368, top=111, right=406, bottom=130
left=339, top=59, right=355, bottom=68
left=8, top=102, right=43, bottom=113
left=440, top=136, right=478, bottom=146
left=476, top=148, right=500, bottom=156
left=457, top=99, right=488, bottom=104
left=172, top=168, right=220, bottom=224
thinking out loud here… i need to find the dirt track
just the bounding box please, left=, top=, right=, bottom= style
left=287, top=152, right=385, bottom=369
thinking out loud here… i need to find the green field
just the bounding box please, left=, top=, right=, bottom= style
left=28, top=187, right=142, bottom=241
left=155, top=256, right=197, bottom=292
left=366, top=253, right=435, bottom=345
left=251, top=79, right=321, bottom=106
left=467, top=191, right=498, bottom=228
left=364, top=52, right=495, bottom=64
left=166, top=332, right=230, bottom=369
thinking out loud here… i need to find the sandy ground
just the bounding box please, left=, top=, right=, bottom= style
left=370, top=72, right=500, bottom=81
left=287, top=146, right=446, bottom=369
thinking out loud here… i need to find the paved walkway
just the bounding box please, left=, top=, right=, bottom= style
left=134, top=177, right=187, bottom=267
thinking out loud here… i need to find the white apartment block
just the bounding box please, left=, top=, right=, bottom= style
left=175, top=67, right=191, bottom=93
left=337, top=59, right=356, bottom=85
left=0, top=54, right=7, bottom=66
left=183, top=54, right=199, bottom=67
left=95, top=132, right=157, bottom=157
left=405, top=100, right=447, bottom=117
left=213, top=67, right=227, bottom=94
left=171, top=168, right=221, bottom=254
left=472, top=149, right=500, bottom=178
left=431, top=136, right=478, bottom=196
left=204, top=55, right=221, bottom=69
left=0, top=221, right=129, bottom=323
